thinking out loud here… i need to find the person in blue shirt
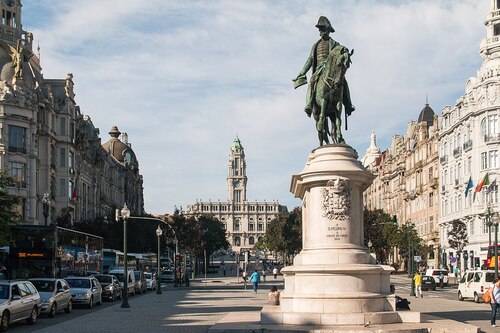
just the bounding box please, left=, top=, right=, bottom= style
left=250, top=270, right=261, bottom=293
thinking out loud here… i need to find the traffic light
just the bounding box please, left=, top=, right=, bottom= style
left=392, top=215, right=397, bottom=226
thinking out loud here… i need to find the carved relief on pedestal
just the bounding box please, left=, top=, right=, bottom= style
left=321, top=177, right=351, bottom=221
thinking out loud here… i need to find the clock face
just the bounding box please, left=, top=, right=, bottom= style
left=4, top=0, right=14, bottom=7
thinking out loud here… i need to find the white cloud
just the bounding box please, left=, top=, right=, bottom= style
left=23, top=0, right=489, bottom=213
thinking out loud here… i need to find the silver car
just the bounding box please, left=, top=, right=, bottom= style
left=65, top=276, right=102, bottom=308
left=0, top=280, right=41, bottom=331
left=30, top=278, right=72, bottom=317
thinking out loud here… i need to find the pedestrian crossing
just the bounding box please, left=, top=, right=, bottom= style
left=395, top=283, right=458, bottom=300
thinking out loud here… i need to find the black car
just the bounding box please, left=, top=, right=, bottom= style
left=421, top=275, right=436, bottom=291
left=94, top=274, right=122, bottom=302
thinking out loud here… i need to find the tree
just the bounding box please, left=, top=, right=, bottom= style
left=0, top=170, right=21, bottom=245
left=363, top=209, right=395, bottom=264
left=264, top=207, right=302, bottom=264
left=447, top=219, right=469, bottom=270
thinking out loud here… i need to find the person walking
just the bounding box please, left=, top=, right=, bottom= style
left=413, top=271, right=423, bottom=298
left=250, top=269, right=261, bottom=293
left=262, top=268, right=267, bottom=282
left=273, top=267, right=278, bottom=279
left=490, top=277, right=500, bottom=327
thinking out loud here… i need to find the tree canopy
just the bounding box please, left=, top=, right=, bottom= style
left=263, top=207, right=302, bottom=264
left=0, top=170, right=21, bottom=245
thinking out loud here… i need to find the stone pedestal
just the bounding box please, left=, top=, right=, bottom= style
left=261, top=144, right=409, bottom=326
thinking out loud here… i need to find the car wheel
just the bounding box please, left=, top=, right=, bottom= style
left=458, top=291, right=464, bottom=301
left=0, top=311, right=9, bottom=332
left=48, top=303, right=56, bottom=318
left=26, top=307, right=37, bottom=325
left=474, top=292, right=480, bottom=303
left=88, top=296, right=93, bottom=309
left=65, top=300, right=72, bottom=313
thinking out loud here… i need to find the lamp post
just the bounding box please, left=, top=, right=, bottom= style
left=156, top=226, right=163, bottom=295
left=116, top=204, right=131, bottom=308
left=494, top=213, right=500, bottom=280
left=174, top=237, right=178, bottom=287
left=487, top=205, right=493, bottom=247
left=42, top=193, right=50, bottom=226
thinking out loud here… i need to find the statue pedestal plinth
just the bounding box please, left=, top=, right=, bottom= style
left=261, top=145, right=416, bottom=326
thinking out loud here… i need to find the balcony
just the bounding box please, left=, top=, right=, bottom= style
left=8, top=146, right=26, bottom=154
left=439, top=156, right=448, bottom=165
left=485, top=133, right=500, bottom=144
left=453, top=147, right=462, bottom=158
left=463, top=140, right=472, bottom=152
left=429, top=177, right=439, bottom=189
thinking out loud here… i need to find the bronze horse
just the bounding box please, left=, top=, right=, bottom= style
left=312, top=45, right=353, bottom=146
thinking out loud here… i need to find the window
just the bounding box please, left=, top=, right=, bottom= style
left=59, top=178, right=66, bottom=196
left=233, top=220, right=240, bottom=232
left=467, top=156, right=472, bottom=174
left=60, top=118, right=66, bottom=136
left=8, top=162, right=25, bottom=185
left=8, top=125, right=26, bottom=153
left=489, top=150, right=499, bottom=169
left=469, top=220, right=474, bottom=236
left=69, top=151, right=75, bottom=169
left=249, top=237, right=255, bottom=245
left=429, top=192, right=434, bottom=207
left=248, top=223, right=254, bottom=231
left=234, top=158, right=239, bottom=176
left=60, top=148, right=66, bottom=167
left=234, top=236, right=241, bottom=246
left=257, top=223, right=263, bottom=231
left=68, top=180, right=74, bottom=200
left=481, top=152, right=488, bottom=170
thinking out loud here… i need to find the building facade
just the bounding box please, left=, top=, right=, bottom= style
left=438, top=0, right=500, bottom=272
left=0, top=0, right=143, bottom=225
left=363, top=105, right=440, bottom=268
left=186, top=137, right=287, bottom=253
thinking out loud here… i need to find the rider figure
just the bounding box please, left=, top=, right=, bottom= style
left=294, top=16, right=355, bottom=118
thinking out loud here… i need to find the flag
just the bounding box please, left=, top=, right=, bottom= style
left=465, top=176, right=473, bottom=197
left=476, top=172, right=490, bottom=193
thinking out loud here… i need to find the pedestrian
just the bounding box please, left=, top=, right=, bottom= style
left=268, top=286, right=280, bottom=305
left=262, top=269, right=267, bottom=282
left=273, top=267, right=278, bottom=279
left=490, top=277, right=500, bottom=327
left=185, top=267, right=190, bottom=287
left=250, top=269, right=261, bottom=293
left=413, top=271, right=423, bottom=298
left=242, top=270, right=248, bottom=283
left=390, top=285, right=410, bottom=310
left=438, top=272, right=444, bottom=288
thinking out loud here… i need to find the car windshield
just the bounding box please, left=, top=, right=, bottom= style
left=96, top=276, right=112, bottom=284
left=0, top=285, right=8, bottom=299
left=31, top=280, right=55, bottom=292
left=66, top=279, right=90, bottom=289
left=110, top=273, right=124, bottom=283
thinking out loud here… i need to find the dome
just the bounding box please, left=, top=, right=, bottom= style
left=231, top=136, right=243, bottom=150
left=102, top=126, right=137, bottom=166
left=417, top=103, right=435, bottom=126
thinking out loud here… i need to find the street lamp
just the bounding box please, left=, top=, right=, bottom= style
left=116, top=204, right=130, bottom=308
left=156, top=226, right=163, bottom=295
left=493, top=213, right=500, bottom=280
left=486, top=204, right=494, bottom=247
left=42, top=193, right=50, bottom=226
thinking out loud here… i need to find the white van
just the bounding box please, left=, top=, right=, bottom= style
left=425, top=269, right=449, bottom=286
left=457, top=270, right=496, bottom=303
left=109, top=269, right=136, bottom=296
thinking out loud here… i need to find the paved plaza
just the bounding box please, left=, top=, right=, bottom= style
left=10, top=274, right=496, bottom=333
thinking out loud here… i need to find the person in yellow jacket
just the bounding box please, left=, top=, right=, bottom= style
left=413, top=272, right=423, bottom=298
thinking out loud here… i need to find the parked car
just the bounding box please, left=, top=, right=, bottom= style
left=458, top=269, right=496, bottom=302
left=64, top=276, right=102, bottom=308
left=425, top=269, right=449, bottom=286
left=144, top=272, right=157, bottom=290
left=133, top=271, right=147, bottom=294
left=94, top=274, right=122, bottom=302
left=420, top=275, right=436, bottom=291
left=0, top=280, right=41, bottom=331
left=160, top=269, right=174, bottom=283
left=29, top=278, right=72, bottom=317
left=109, top=269, right=135, bottom=296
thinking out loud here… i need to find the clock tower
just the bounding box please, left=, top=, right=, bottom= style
left=227, top=136, right=247, bottom=203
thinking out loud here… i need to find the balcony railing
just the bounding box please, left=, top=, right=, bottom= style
left=453, top=147, right=462, bottom=158
left=463, top=140, right=473, bottom=152
left=485, top=134, right=500, bottom=143
left=8, top=146, right=26, bottom=154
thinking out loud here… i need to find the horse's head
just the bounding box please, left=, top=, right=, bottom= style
left=324, top=45, right=351, bottom=88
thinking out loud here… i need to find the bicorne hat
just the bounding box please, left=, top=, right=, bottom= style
left=315, top=16, right=335, bottom=33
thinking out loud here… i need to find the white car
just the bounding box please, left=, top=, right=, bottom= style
left=144, top=272, right=157, bottom=290
left=0, top=280, right=42, bottom=331
left=425, top=269, right=449, bottom=286
left=30, top=278, right=72, bottom=317
left=458, top=270, right=496, bottom=303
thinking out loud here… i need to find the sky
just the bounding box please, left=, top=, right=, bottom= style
left=22, top=0, right=489, bottom=214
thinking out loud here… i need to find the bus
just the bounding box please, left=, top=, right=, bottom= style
left=8, top=225, right=103, bottom=279
left=103, top=249, right=136, bottom=272
left=129, top=252, right=155, bottom=272
left=486, top=244, right=500, bottom=269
